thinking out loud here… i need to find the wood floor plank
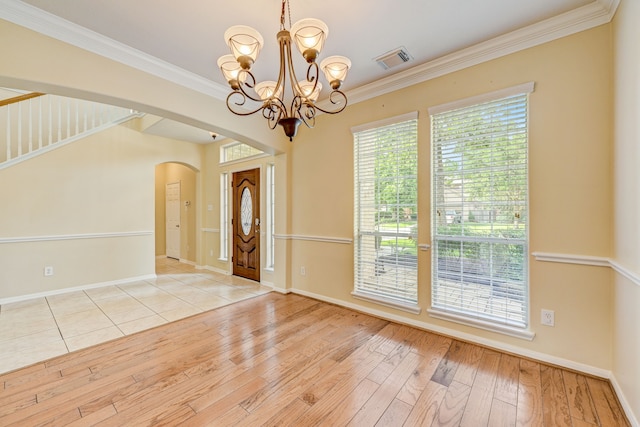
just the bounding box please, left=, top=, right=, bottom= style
left=540, top=364, right=572, bottom=427
left=434, top=380, right=472, bottom=427
left=347, top=351, right=422, bottom=426
left=375, top=398, right=413, bottom=427
left=295, top=350, right=386, bottom=425
left=459, top=349, right=501, bottom=427
left=0, top=291, right=631, bottom=427
left=586, top=376, right=631, bottom=427
left=488, top=398, right=517, bottom=427
left=452, top=341, right=485, bottom=386
left=316, top=378, right=380, bottom=427
left=431, top=340, right=465, bottom=387
left=563, top=370, right=600, bottom=425
left=516, top=359, right=543, bottom=427
left=396, top=334, right=451, bottom=406
left=403, top=380, right=448, bottom=426
left=494, top=352, right=520, bottom=406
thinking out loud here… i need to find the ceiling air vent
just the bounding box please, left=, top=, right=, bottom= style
left=374, top=47, right=413, bottom=70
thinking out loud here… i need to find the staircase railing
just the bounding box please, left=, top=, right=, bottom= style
left=0, top=92, right=141, bottom=169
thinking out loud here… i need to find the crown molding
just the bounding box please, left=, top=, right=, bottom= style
left=0, top=0, right=229, bottom=100
left=341, top=0, right=619, bottom=107
left=1, top=0, right=619, bottom=108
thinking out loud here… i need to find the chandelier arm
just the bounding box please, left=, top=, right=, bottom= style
left=309, top=90, right=349, bottom=115
left=291, top=96, right=316, bottom=129
left=271, top=31, right=290, bottom=108
left=262, top=99, right=288, bottom=130
left=225, top=91, right=270, bottom=117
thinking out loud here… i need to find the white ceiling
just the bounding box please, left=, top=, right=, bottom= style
left=4, top=0, right=615, bottom=143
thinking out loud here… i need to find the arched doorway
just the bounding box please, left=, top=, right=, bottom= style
left=155, top=162, right=198, bottom=267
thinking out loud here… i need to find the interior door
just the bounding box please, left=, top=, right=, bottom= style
left=166, top=182, right=181, bottom=260
left=232, top=168, right=260, bottom=281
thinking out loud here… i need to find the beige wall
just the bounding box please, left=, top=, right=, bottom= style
left=612, top=0, right=640, bottom=422
left=0, top=123, right=202, bottom=299
left=289, top=25, right=613, bottom=370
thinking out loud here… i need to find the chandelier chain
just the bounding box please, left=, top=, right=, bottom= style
left=280, top=0, right=292, bottom=30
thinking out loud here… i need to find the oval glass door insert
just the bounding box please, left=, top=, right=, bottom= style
left=240, top=187, right=252, bottom=235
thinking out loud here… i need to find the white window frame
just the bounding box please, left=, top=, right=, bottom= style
left=352, top=112, right=420, bottom=314
left=219, top=172, right=229, bottom=261
left=265, top=163, right=275, bottom=270
left=220, top=141, right=265, bottom=164
left=428, top=82, right=535, bottom=340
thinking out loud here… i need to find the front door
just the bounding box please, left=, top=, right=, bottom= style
left=232, top=168, right=260, bottom=281
left=166, top=182, right=181, bottom=259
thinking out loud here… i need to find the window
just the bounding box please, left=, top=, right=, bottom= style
left=220, top=142, right=264, bottom=163
left=219, top=172, right=228, bottom=260
left=266, top=163, right=275, bottom=270
left=429, top=83, right=533, bottom=335
left=352, top=112, right=419, bottom=312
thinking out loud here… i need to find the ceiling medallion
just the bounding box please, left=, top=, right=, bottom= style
left=217, top=0, right=351, bottom=141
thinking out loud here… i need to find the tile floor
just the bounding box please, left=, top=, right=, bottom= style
left=0, top=258, right=271, bottom=374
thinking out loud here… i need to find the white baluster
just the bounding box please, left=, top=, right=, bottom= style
left=28, top=98, right=33, bottom=154
left=6, top=106, right=11, bottom=161
left=57, top=97, right=62, bottom=143
left=17, top=102, right=22, bottom=157
left=38, top=96, right=43, bottom=150
left=48, top=95, right=53, bottom=147
left=83, top=99, right=87, bottom=132
left=75, top=98, right=79, bottom=136
left=66, top=98, right=70, bottom=139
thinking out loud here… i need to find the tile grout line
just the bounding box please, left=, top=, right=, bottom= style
left=44, top=296, right=70, bottom=355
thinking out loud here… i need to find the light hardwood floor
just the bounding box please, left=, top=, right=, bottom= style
left=0, top=292, right=630, bottom=426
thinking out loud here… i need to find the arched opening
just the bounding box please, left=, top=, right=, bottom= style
left=155, top=162, right=198, bottom=270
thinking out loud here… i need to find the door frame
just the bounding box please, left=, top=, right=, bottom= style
left=231, top=167, right=261, bottom=281
left=165, top=181, right=181, bottom=260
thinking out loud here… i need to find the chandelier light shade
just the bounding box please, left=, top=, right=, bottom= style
left=298, top=80, right=322, bottom=102
left=224, top=25, right=264, bottom=70
left=217, top=0, right=350, bottom=141
left=254, top=81, right=283, bottom=101
left=320, top=56, right=352, bottom=89
left=290, top=18, right=328, bottom=63
left=217, top=54, right=246, bottom=89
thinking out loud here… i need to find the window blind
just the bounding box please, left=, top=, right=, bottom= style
left=431, top=92, right=529, bottom=328
left=354, top=115, right=418, bottom=305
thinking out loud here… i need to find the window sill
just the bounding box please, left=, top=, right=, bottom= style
left=351, top=291, right=421, bottom=315
left=427, top=308, right=535, bottom=341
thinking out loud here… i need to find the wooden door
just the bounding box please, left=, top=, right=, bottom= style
left=165, top=182, right=181, bottom=259
left=232, top=169, right=260, bottom=281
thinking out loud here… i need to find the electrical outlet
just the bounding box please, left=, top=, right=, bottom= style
left=44, top=266, right=54, bottom=277
left=541, top=309, right=555, bottom=326
left=210, top=249, right=214, bottom=257
left=300, top=266, right=306, bottom=276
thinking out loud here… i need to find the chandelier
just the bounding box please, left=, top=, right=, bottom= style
left=217, top=0, right=351, bottom=141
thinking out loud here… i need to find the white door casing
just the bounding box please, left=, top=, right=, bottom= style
left=166, top=182, right=181, bottom=259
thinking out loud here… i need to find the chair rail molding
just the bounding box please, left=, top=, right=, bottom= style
left=532, top=251, right=640, bottom=288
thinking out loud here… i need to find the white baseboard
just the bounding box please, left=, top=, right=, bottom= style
left=289, top=288, right=611, bottom=379
left=195, top=264, right=231, bottom=276
left=0, top=274, right=157, bottom=305
left=610, top=374, right=640, bottom=427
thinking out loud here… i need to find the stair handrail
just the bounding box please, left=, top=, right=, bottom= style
left=0, top=92, right=45, bottom=107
